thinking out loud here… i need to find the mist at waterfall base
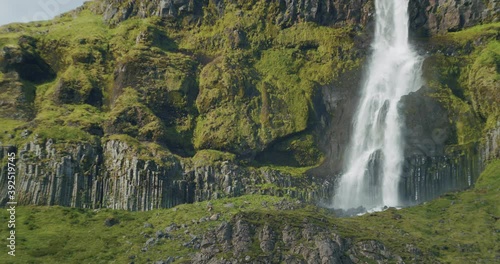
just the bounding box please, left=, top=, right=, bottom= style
left=330, top=0, right=423, bottom=214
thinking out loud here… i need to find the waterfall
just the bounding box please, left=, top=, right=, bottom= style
left=332, top=0, right=423, bottom=211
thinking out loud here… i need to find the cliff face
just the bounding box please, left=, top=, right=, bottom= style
left=95, top=0, right=375, bottom=28
left=0, top=138, right=328, bottom=210
left=409, top=0, right=499, bottom=36
left=311, top=19, right=499, bottom=209
left=96, top=0, right=499, bottom=35
left=0, top=0, right=498, bottom=211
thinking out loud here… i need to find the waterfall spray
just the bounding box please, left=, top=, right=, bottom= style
left=332, top=0, right=423, bottom=211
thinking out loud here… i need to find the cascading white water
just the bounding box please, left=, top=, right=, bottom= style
left=332, top=0, right=423, bottom=211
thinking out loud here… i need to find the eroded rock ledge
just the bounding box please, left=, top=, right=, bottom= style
left=94, top=0, right=499, bottom=35
left=0, top=138, right=330, bottom=210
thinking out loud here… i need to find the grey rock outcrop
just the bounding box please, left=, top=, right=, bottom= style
left=483, top=124, right=500, bottom=161
left=94, top=0, right=375, bottom=28
left=409, top=0, right=500, bottom=36
left=192, top=214, right=408, bottom=263
left=0, top=138, right=327, bottom=210
left=401, top=144, right=483, bottom=205
left=94, top=0, right=498, bottom=35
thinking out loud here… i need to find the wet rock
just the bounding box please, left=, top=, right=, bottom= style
left=393, top=214, right=402, bottom=220
left=315, top=237, right=342, bottom=263
left=406, top=244, right=423, bottom=257
left=333, top=206, right=367, bottom=217
left=282, top=225, right=299, bottom=247
left=193, top=214, right=411, bottom=263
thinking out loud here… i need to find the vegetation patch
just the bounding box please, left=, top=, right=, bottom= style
left=1, top=160, right=498, bottom=263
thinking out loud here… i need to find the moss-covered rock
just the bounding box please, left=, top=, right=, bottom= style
left=256, top=133, right=323, bottom=167
left=421, top=23, right=500, bottom=145
left=111, top=47, right=198, bottom=150
left=105, top=87, right=167, bottom=142
left=194, top=52, right=261, bottom=154
left=53, top=66, right=102, bottom=106
left=468, top=41, right=500, bottom=129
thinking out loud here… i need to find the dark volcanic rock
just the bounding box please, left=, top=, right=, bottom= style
left=401, top=89, right=451, bottom=157
left=96, top=0, right=497, bottom=36
left=409, top=0, right=499, bottom=36
left=0, top=138, right=328, bottom=210
left=95, top=0, right=375, bottom=28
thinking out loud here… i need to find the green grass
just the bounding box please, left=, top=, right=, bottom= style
left=0, top=32, right=20, bottom=48
left=1, top=160, right=498, bottom=263
left=444, top=22, right=500, bottom=44
left=0, top=195, right=284, bottom=264
left=45, top=11, right=107, bottom=41
left=344, top=159, right=500, bottom=263
left=105, top=134, right=174, bottom=163
left=0, top=118, right=26, bottom=145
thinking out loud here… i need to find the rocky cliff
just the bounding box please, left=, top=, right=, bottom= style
left=95, top=0, right=375, bottom=28
left=0, top=0, right=498, bottom=212
left=410, top=0, right=499, bottom=36
left=0, top=137, right=329, bottom=210
left=95, top=0, right=499, bottom=35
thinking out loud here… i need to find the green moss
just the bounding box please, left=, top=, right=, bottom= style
left=106, top=134, right=173, bottom=162
left=0, top=32, right=21, bottom=48
left=43, top=10, right=108, bottom=43
left=34, top=125, right=92, bottom=143
left=29, top=77, right=105, bottom=143
left=194, top=101, right=259, bottom=152
left=424, top=24, right=500, bottom=144
left=0, top=118, right=26, bottom=145
left=255, top=165, right=315, bottom=178
left=106, top=88, right=167, bottom=142
left=442, top=22, right=500, bottom=44
left=255, top=133, right=323, bottom=167
left=0, top=0, right=364, bottom=160
left=192, top=149, right=236, bottom=166
left=426, top=81, right=483, bottom=144
left=467, top=41, right=500, bottom=130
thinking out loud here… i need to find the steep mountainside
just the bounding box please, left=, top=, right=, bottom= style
left=0, top=0, right=499, bottom=263
left=0, top=0, right=498, bottom=210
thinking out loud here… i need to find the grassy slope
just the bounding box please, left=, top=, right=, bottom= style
left=0, top=160, right=498, bottom=263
